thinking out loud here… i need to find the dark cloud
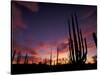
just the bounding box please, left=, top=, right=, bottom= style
left=57, top=42, right=69, bottom=51
left=15, top=1, right=39, bottom=12
left=12, top=1, right=39, bottom=31
left=12, top=2, right=27, bottom=30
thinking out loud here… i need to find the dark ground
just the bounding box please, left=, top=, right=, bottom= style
left=11, top=63, right=97, bottom=74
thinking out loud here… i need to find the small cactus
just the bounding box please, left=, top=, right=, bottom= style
left=92, top=32, right=97, bottom=47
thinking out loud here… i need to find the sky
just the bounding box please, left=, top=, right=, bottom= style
left=11, top=1, right=97, bottom=64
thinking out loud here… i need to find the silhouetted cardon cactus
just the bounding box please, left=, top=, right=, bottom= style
left=68, top=13, right=88, bottom=64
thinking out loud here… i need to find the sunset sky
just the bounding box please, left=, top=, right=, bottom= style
left=12, top=1, right=97, bottom=64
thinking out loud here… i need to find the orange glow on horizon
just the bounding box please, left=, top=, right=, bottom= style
left=86, top=56, right=95, bottom=64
